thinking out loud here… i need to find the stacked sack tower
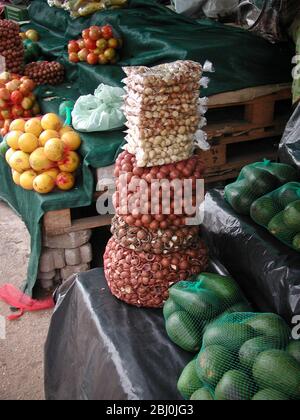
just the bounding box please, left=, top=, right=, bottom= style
left=104, top=60, right=211, bottom=308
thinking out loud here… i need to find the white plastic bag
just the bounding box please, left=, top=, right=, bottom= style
left=72, top=84, right=126, bottom=132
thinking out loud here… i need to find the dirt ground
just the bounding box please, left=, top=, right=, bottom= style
left=0, top=200, right=52, bottom=400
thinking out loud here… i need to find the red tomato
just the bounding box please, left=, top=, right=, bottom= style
left=23, top=110, right=32, bottom=118
left=77, top=39, right=85, bottom=49
left=69, top=52, right=79, bottom=63
left=87, top=53, right=98, bottom=65
left=108, top=38, right=118, bottom=49
left=82, top=29, right=90, bottom=39
left=84, top=38, right=97, bottom=50
left=0, top=98, right=7, bottom=110
left=20, top=79, right=35, bottom=93
left=101, top=25, right=113, bottom=40
left=68, top=41, right=80, bottom=53
left=1, top=109, right=12, bottom=120
left=0, top=88, right=10, bottom=101
left=10, top=90, right=24, bottom=105
left=78, top=48, right=89, bottom=62
left=89, top=26, right=102, bottom=41
left=11, top=105, right=24, bottom=118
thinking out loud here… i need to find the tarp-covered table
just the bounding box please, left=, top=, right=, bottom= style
left=0, top=0, right=294, bottom=295
left=202, top=189, right=300, bottom=323
left=44, top=268, right=192, bottom=400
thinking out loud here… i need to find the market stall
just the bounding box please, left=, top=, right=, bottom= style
left=0, top=0, right=294, bottom=296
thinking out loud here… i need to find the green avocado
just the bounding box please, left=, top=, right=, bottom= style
left=203, top=322, right=256, bottom=352
left=268, top=212, right=295, bottom=245
left=246, top=313, right=291, bottom=346
left=287, top=340, right=300, bottom=364
left=275, top=183, right=300, bottom=208
left=190, top=387, right=214, bottom=400
left=215, top=369, right=257, bottom=400
left=177, top=359, right=203, bottom=400
left=293, top=233, right=300, bottom=252
left=250, top=196, right=281, bottom=226
left=239, top=336, right=283, bottom=371
left=264, top=163, right=298, bottom=185
left=165, top=311, right=203, bottom=353
left=163, top=297, right=181, bottom=320
left=283, top=201, right=300, bottom=231
left=242, top=166, right=279, bottom=196
left=225, top=180, right=257, bottom=215
left=197, top=273, right=245, bottom=306
left=252, top=389, right=289, bottom=400
left=0, top=138, right=9, bottom=158
left=252, top=350, right=300, bottom=399
left=196, top=345, right=236, bottom=388
left=169, top=282, right=223, bottom=320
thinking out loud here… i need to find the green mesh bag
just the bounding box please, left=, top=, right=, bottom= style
left=224, top=160, right=298, bottom=216
left=189, top=312, right=299, bottom=401
left=250, top=182, right=300, bottom=251
left=164, top=273, right=252, bottom=353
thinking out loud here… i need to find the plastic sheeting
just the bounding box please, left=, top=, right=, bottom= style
left=202, top=189, right=300, bottom=323
left=279, top=102, right=300, bottom=170
left=45, top=263, right=230, bottom=400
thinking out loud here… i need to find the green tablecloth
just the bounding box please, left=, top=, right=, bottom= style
left=0, top=0, right=294, bottom=295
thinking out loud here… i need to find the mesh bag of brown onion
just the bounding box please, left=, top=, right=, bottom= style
left=24, top=61, right=65, bottom=86
left=104, top=237, right=209, bottom=308
left=111, top=215, right=200, bottom=254
left=0, top=20, right=24, bottom=74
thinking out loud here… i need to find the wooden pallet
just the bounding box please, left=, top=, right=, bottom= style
left=43, top=208, right=112, bottom=237
left=198, top=88, right=292, bottom=183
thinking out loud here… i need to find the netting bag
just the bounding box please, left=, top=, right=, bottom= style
left=164, top=273, right=252, bottom=352
left=250, top=182, right=300, bottom=251
left=191, top=312, right=298, bottom=400
left=113, top=151, right=205, bottom=230
left=224, top=160, right=298, bottom=215
left=111, top=216, right=200, bottom=254
left=104, top=238, right=208, bottom=308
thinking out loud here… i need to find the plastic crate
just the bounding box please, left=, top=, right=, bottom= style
left=4, top=4, right=29, bottom=21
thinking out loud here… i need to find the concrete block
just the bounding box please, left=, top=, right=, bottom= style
left=52, top=248, right=66, bottom=269
left=61, top=263, right=89, bottom=281
left=39, top=249, right=54, bottom=273
left=65, top=247, right=81, bottom=266
left=80, top=243, right=93, bottom=264
left=43, top=230, right=92, bottom=249
left=38, top=270, right=56, bottom=280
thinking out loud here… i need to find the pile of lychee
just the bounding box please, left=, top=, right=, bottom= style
left=4, top=113, right=81, bottom=194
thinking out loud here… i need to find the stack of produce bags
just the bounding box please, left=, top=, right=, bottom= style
left=104, top=60, right=210, bottom=308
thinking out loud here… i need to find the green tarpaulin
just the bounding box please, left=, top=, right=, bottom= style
left=0, top=0, right=293, bottom=295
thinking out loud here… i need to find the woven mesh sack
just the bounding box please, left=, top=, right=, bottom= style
left=224, top=160, right=298, bottom=215
left=111, top=215, right=200, bottom=254
left=250, top=182, right=300, bottom=251
left=164, top=273, right=252, bottom=353
left=104, top=237, right=208, bottom=308
left=191, top=312, right=298, bottom=400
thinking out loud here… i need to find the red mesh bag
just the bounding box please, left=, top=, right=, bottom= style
left=104, top=237, right=209, bottom=308
left=111, top=215, right=200, bottom=254
left=0, top=20, right=24, bottom=74
left=113, top=151, right=205, bottom=230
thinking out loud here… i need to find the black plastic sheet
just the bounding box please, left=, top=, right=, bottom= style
left=279, top=103, right=300, bottom=171
left=202, top=189, right=300, bottom=324
left=44, top=268, right=192, bottom=400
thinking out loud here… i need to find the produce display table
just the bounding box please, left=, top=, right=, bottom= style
left=202, top=189, right=300, bottom=323
left=44, top=268, right=192, bottom=400
left=0, top=0, right=294, bottom=295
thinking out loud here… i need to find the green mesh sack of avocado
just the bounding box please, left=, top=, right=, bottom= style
left=164, top=272, right=252, bottom=354
left=190, top=311, right=300, bottom=400
left=250, top=182, right=300, bottom=252
left=224, top=160, right=298, bottom=216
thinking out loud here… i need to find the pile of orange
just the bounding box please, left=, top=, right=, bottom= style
left=4, top=113, right=81, bottom=194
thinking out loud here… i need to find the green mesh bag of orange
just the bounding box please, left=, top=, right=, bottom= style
left=179, top=312, right=300, bottom=401
left=164, top=273, right=252, bottom=353
left=250, top=182, right=300, bottom=252
left=224, top=160, right=298, bottom=216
